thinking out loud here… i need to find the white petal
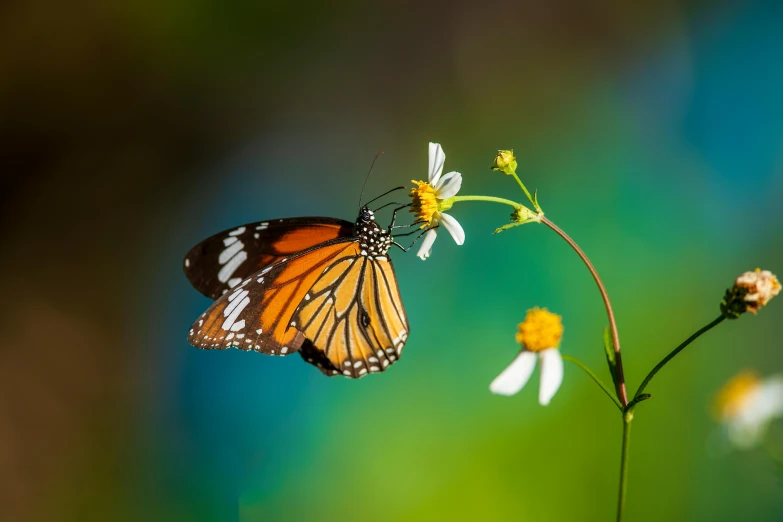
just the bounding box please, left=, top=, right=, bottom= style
left=437, top=212, right=465, bottom=245
left=434, top=171, right=462, bottom=199
left=416, top=228, right=438, bottom=260
left=428, top=142, right=446, bottom=186
left=733, top=376, right=783, bottom=434
left=538, top=348, right=564, bottom=406
left=726, top=421, right=763, bottom=449
left=490, top=351, right=537, bottom=396
left=756, top=377, right=783, bottom=419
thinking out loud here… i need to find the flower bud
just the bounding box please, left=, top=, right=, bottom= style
left=510, top=205, right=538, bottom=223
left=492, top=149, right=517, bottom=175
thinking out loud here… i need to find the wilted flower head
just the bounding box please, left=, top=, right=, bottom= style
left=490, top=308, right=564, bottom=405
left=409, top=143, right=465, bottom=260
left=492, top=149, right=517, bottom=175
left=721, top=268, right=780, bottom=318
left=714, top=371, right=783, bottom=449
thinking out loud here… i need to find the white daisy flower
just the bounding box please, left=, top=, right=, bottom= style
left=409, top=142, right=464, bottom=260
left=714, top=371, right=783, bottom=449
left=490, top=307, right=565, bottom=406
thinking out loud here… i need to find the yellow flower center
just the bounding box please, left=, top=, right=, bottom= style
left=516, top=307, right=563, bottom=352
left=409, top=180, right=438, bottom=227
left=714, top=371, right=761, bottom=420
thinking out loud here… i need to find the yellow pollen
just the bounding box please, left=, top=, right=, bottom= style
left=409, top=180, right=438, bottom=227
left=516, top=307, right=563, bottom=352
left=713, top=371, right=761, bottom=420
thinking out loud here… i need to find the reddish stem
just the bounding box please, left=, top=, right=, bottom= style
left=541, top=216, right=628, bottom=406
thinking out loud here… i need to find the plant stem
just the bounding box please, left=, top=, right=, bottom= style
left=561, top=354, right=623, bottom=411
left=617, top=413, right=633, bottom=522
left=509, top=172, right=537, bottom=209
left=450, top=195, right=522, bottom=209
left=634, top=315, right=726, bottom=397
left=541, top=216, right=628, bottom=406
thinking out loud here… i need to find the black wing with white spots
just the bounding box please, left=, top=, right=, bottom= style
left=183, top=217, right=353, bottom=300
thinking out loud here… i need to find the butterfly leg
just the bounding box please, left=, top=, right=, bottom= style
left=388, top=203, right=414, bottom=229
left=392, top=225, right=438, bottom=252
left=391, top=224, right=428, bottom=237
left=391, top=221, right=425, bottom=231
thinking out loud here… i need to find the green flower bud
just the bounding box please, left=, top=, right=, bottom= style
left=492, top=149, right=517, bottom=175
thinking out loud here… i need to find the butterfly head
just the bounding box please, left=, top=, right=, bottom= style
left=358, top=205, right=376, bottom=224
left=355, top=205, right=391, bottom=257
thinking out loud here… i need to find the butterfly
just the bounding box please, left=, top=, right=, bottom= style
left=183, top=198, right=411, bottom=378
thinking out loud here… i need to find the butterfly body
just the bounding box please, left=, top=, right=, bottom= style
left=184, top=206, right=409, bottom=378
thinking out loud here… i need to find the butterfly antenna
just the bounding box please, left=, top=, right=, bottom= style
left=358, top=151, right=385, bottom=208
left=363, top=186, right=406, bottom=208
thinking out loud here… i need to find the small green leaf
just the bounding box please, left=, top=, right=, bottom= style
left=493, top=219, right=538, bottom=234
left=493, top=222, right=521, bottom=234
left=603, top=327, right=619, bottom=390
left=603, top=327, right=616, bottom=364
left=532, top=189, right=541, bottom=211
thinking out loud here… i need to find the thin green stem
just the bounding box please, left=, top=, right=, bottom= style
left=450, top=195, right=522, bottom=209
left=617, top=414, right=632, bottom=522
left=561, top=354, right=623, bottom=411
left=634, top=315, right=726, bottom=398
left=509, top=172, right=537, bottom=209
left=542, top=216, right=628, bottom=406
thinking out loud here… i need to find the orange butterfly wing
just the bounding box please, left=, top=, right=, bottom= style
left=188, top=240, right=358, bottom=354
left=294, top=250, right=409, bottom=377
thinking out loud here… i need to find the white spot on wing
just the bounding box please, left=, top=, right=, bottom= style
left=221, top=296, right=250, bottom=330
left=218, top=250, right=248, bottom=283
left=230, top=319, right=246, bottom=332
left=223, top=236, right=239, bottom=247
left=218, top=240, right=243, bottom=264
left=229, top=226, right=246, bottom=236
left=225, top=290, right=249, bottom=313
left=185, top=258, right=190, bottom=268
left=228, top=277, right=242, bottom=288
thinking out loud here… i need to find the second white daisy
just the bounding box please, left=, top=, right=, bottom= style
left=490, top=307, right=565, bottom=406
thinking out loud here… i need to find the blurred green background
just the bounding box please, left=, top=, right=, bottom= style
left=2, top=0, right=782, bottom=521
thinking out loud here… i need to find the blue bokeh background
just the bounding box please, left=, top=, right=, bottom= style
left=1, top=1, right=782, bottom=521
